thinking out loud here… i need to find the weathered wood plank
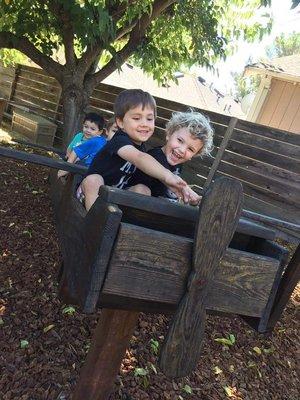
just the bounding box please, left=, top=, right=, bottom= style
left=214, top=124, right=300, bottom=160
left=202, top=117, right=238, bottom=192
left=201, top=148, right=300, bottom=186
left=213, top=135, right=300, bottom=174
left=98, top=186, right=276, bottom=240
left=159, top=177, right=243, bottom=377
left=241, top=240, right=289, bottom=333
left=101, top=223, right=280, bottom=316
left=82, top=199, right=122, bottom=312
left=73, top=309, right=139, bottom=400
left=236, top=119, right=300, bottom=147
left=0, top=146, right=87, bottom=174
left=266, top=244, right=300, bottom=331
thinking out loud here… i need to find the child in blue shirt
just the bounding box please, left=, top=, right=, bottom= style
left=58, top=112, right=106, bottom=178
left=66, top=112, right=105, bottom=157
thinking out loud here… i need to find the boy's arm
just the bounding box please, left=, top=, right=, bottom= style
left=118, top=145, right=200, bottom=204
left=57, top=150, right=79, bottom=178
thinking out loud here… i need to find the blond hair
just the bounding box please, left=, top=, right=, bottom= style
left=166, top=110, right=214, bottom=157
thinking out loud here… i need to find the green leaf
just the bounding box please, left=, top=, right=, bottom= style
left=183, top=384, right=193, bottom=394
left=223, top=386, right=234, bottom=397
left=148, top=362, right=157, bottom=374
left=134, top=367, right=148, bottom=377
left=62, top=306, right=76, bottom=315
left=150, top=338, right=159, bottom=355
left=20, top=339, right=29, bottom=348
left=263, top=347, right=274, bottom=354
left=43, top=324, right=55, bottom=333
left=253, top=346, right=262, bottom=355
left=0, top=317, right=4, bottom=326
left=213, top=366, right=223, bottom=375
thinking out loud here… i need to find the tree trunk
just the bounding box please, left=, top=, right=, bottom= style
left=61, top=77, right=93, bottom=147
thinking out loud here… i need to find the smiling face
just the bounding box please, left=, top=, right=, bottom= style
left=82, top=120, right=102, bottom=139
left=116, top=104, right=155, bottom=145
left=162, top=127, right=204, bottom=166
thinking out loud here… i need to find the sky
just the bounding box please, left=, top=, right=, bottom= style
left=196, top=0, right=300, bottom=94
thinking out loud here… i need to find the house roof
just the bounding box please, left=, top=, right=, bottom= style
left=103, top=63, right=245, bottom=118
left=245, top=54, right=300, bottom=80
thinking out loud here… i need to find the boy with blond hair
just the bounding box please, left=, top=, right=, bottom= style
left=129, top=110, right=213, bottom=200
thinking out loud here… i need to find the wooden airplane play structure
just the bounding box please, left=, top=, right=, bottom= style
left=0, top=133, right=299, bottom=399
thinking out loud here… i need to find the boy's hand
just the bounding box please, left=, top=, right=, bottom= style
left=182, top=186, right=201, bottom=205
left=57, top=169, right=69, bottom=179
left=164, top=172, right=201, bottom=205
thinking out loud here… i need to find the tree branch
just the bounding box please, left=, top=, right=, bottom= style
left=87, top=0, right=176, bottom=88
left=47, top=1, right=77, bottom=66
left=0, top=31, right=63, bottom=82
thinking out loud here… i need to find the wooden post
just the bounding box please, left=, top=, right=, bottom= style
left=73, top=309, right=139, bottom=400
left=266, top=243, right=300, bottom=331
left=159, top=177, right=243, bottom=377
left=202, top=117, right=238, bottom=193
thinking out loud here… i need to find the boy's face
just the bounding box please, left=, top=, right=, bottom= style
left=116, top=105, right=155, bottom=145
left=83, top=120, right=102, bottom=139
left=162, top=127, right=204, bottom=166
left=107, top=122, right=118, bottom=140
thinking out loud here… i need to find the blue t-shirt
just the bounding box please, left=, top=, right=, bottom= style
left=67, top=132, right=86, bottom=152
left=73, top=136, right=107, bottom=166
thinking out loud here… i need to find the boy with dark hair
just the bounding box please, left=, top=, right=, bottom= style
left=78, top=89, right=200, bottom=210
left=58, top=112, right=106, bottom=178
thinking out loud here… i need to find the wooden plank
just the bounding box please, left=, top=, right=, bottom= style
left=214, top=124, right=300, bottom=160
left=204, top=158, right=300, bottom=207
left=82, top=199, right=122, bottom=312
left=242, top=210, right=300, bottom=234
left=102, top=223, right=280, bottom=316
left=98, top=186, right=276, bottom=240
left=241, top=240, right=289, bottom=333
left=203, top=148, right=300, bottom=186
left=73, top=309, right=139, bottom=400
left=16, top=80, right=60, bottom=103
left=213, top=134, right=300, bottom=174
left=243, top=194, right=298, bottom=225
left=202, top=117, right=238, bottom=192
left=14, top=88, right=58, bottom=112
left=19, top=65, right=60, bottom=86
left=159, top=178, right=243, bottom=377
left=279, top=84, right=300, bottom=132
left=236, top=119, right=300, bottom=146
left=12, top=95, right=58, bottom=120
left=17, top=75, right=61, bottom=95
left=266, top=244, right=300, bottom=331
left=0, top=145, right=87, bottom=174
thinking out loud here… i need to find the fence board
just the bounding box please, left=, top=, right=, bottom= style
left=213, top=135, right=300, bottom=174
left=214, top=125, right=299, bottom=159
left=236, top=119, right=299, bottom=146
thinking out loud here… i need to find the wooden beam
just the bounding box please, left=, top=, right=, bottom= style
left=73, top=309, right=139, bottom=400
left=159, top=177, right=243, bottom=377
left=266, top=243, right=300, bottom=331
left=101, top=223, right=280, bottom=317
left=202, top=117, right=238, bottom=193
left=98, top=186, right=276, bottom=240
left=0, top=145, right=87, bottom=174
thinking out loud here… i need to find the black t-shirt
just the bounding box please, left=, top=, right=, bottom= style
left=87, top=129, right=145, bottom=189
left=129, top=147, right=182, bottom=200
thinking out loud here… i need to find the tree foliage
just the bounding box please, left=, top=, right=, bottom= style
left=266, top=31, right=300, bottom=58
left=0, top=0, right=272, bottom=144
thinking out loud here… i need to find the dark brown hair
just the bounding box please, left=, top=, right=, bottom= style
left=114, top=89, right=157, bottom=119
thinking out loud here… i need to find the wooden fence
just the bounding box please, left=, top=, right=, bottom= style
left=0, top=63, right=299, bottom=232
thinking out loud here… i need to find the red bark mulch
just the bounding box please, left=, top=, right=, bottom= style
left=0, top=145, right=299, bottom=400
